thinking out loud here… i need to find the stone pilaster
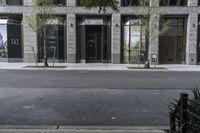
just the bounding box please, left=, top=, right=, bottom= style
left=67, top=14, right=76, bottom=63
left=188, top=0, right=198, bottom=6
left=117, top=0, right=121, bottom=6
left=67, top=0, right=76, bottom=6
left=186, top=13, right=198, bottom=65
left=23, top=12, right=38, bottom=63
left=149, top=2, right=159, bottom=65
left=150, top=0, right=159, bottom=6
left=111, top=13, right=121, bottom=64
left=23, top=0, right=33, bottom=6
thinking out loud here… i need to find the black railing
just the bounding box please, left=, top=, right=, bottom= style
left=169, top=93, right=200, bottom=133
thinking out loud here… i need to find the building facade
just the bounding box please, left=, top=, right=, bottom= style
left=0, top=0, right=199, bottom=65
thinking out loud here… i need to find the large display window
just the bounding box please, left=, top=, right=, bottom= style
left=38, top=17, right=65, bottom=62
left=159, top=17, right=186, bottom=64
left=0, top=17, right=22, bottom=62
left=122, top=18, right=146, bottom=64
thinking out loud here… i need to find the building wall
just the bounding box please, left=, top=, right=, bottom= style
left=0, top=0, right=199, bottom=65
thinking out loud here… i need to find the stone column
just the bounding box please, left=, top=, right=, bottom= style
left=67, top=0, right=76, bottom=6
left=186, top=13, right=198, bottom=65
left=67, top=14, right=76, bottom=63
left=23, top=0, right=38, bottom=63
left=117, top=0, right=121, bottom=6
left=186, top=0, right=198, bottom=65
left=149, top=0, right=159, bottom=65
left=23, top=0, right=33, bottom=6
left=188, top=0, right=198, bottom=6
left=111, top=13, right=121, bottom=64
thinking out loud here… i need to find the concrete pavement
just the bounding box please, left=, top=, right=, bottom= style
left=0, top=62, right=200, bottom=71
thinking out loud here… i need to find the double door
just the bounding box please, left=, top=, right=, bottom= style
left=86, top=32, right=102, bottom=63
left=86, top=25, right=110, bottom=63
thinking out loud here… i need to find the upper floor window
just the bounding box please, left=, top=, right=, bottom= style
left=77, top=0, right=82, bottom=6
left=0, top=0, right=23, bottom=5
left=53, top=0, right=65, bottom=6
left=36, top=0, right=66, bottom=6
left=160, top=0, right=187, bottom=6
left=121, top=0, right=149, bottom=6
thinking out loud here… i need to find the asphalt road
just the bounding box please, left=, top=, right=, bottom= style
left=0, top=69, right=199, bottom=126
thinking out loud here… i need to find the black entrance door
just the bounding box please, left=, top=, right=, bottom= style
left=86, top=26, right=102, bottom=63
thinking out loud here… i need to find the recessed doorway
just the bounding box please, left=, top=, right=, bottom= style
left=86, top=25, right=102, bottom=63
left=77, top=17, right=111, bottom=63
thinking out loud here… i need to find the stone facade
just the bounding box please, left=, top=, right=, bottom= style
left=0, top=0, right=200, bottom=65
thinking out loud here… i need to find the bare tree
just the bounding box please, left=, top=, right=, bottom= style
left=27, top=0, right=55, bottom=67
left=138, top=0, right=169, bottom=68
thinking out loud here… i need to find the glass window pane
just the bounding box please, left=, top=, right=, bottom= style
left=160, top=0, right=187, bottom=6
left=160, top=0, right=169, bottom=6
left=131, top=26, right=141, bottom=36
left=123, top=26, right=130, bottom=50
left=130, top=36, right=140, bottom=50
left=6, top=0, right=23, bottom=5
left=169, top=0, right=177, bottom=5
left=121, top=0, right=149, bottom=6
left=130, top=50, right=140, bottom=63
left=123, top=50, right=129, bottom=62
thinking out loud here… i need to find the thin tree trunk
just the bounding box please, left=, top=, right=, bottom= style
left=43, top=26, right=48, bottom=67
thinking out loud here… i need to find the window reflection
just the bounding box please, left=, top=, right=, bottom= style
left=0, top=23, right=7, bottom=58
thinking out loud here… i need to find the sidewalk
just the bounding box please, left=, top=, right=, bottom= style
left=0, top=126, right=168, bottom=133
left=0, top=62, right=200, bottom=71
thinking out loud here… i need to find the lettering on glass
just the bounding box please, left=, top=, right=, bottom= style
left=11, top=39, right=19, bottom=45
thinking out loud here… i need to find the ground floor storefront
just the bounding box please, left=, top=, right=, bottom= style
left=0, top=14, right=199, bottom=65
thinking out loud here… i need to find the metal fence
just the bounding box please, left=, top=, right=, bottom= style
left=169, top=93, right=200, bottom=133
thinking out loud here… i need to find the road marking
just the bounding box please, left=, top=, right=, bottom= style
left=22, top=105, right=35, bottom=109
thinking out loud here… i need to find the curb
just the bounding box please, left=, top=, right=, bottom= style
left=0, top=125, right=168, bottom=130
left=0, top=126, right=169, bottom=133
